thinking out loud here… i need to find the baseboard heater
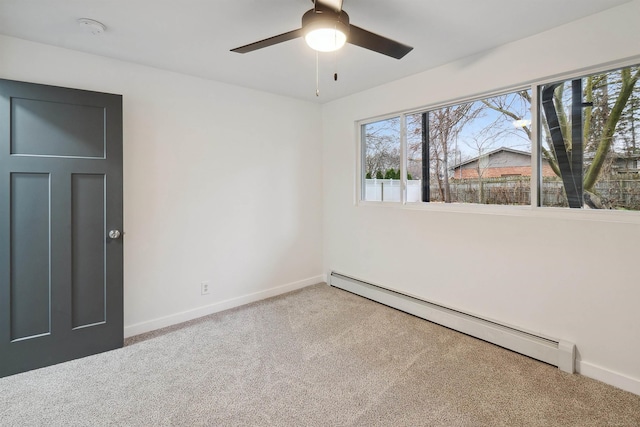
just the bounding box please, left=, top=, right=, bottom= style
left=330, top=272, right=575, bottom=373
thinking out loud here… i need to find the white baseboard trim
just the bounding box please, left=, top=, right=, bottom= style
left=330, top=272, right=575, bottom=373
left=577, top=360, right=640, bottom=396
left=124, top=275, right=324, bottom=338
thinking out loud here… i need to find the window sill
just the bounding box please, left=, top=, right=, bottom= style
left=357, top=199, right=640, bottom=224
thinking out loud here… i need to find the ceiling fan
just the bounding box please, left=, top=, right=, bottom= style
left=230, top=0, right=413, bottom=59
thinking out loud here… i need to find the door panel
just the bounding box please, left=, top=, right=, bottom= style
left=0, top=79, right=123, bottom=377
left=10, top=173, right=51, bottom=341
left=11, top=97, right=106, bottom=158
left=71, top=173, right=106, bottom=329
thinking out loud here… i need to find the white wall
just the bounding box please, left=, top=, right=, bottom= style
left=322, top=1, right=640, bottom=395
left=0, top=35, right=324, bottom=336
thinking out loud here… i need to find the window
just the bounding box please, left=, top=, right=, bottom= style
left=406, top=90, right=532, bottom=205
left=359, top=62, right=640, bottom=211
left=539, top=65, right=640, bottom=209
left=361, top=116, right=401, bottom=202
left=361, top=90, right=533, bottom=205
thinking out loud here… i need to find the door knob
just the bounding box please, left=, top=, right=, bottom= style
left=108, top=230, right=121, bottom=239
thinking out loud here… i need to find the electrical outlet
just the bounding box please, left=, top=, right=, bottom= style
left=201, top=281, right=210, bottom=295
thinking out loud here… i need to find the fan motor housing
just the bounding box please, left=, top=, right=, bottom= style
left=302, top=8, right=350, bottom=39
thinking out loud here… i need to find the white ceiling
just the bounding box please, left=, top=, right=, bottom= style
left=0, top=0, right=631, bottom=103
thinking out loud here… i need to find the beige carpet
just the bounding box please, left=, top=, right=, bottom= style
left=1, top=283, right=639, bottom=426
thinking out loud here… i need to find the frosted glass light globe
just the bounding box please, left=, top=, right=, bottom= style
left=305, top=28, right=347, bottom=52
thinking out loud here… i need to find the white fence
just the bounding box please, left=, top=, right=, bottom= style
left=364, top=179, right=421, bottom=202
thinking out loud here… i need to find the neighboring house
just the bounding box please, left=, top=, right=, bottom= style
left=613, top=153, right=640, bottom=173
left=584, top=150, right=640, bottom=174
left=452, top=147, right=640, bottom=179
left=450, top=147, right=555, bottom=179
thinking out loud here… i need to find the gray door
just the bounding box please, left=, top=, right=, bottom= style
left=0, top=79, right=123, bottom=377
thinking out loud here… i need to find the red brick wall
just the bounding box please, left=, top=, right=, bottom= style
left=454, top=164, right=555, bottom=179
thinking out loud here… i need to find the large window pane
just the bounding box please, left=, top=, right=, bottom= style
left=407, top=90, right=532, bottom=205
left=362, top=117, right=401, bottom=202
left=540, top=66, right=640, bottom=209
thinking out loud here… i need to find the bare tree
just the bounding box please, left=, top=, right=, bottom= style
left=484, top=67, right=640, bottom=208
left=363, top=117, right=401, bottom=178
left=428, top=104, right=482, bottom=202
left=584, top=67, right=640, bottom=191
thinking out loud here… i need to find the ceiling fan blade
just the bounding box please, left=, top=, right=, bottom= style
left=231, top=28, right=303, bottom=54
left=348, top=25, right=413, bottom=59
left=311, top=0, right=343, bottom=12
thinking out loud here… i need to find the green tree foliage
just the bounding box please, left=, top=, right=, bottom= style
left=365, top=168, right=413, bottom=180
left=384, top=168, right=400, bottom=179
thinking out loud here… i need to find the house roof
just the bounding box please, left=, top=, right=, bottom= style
left=0, top=0, right=629, bottom=103
left=451, top=147, right=533, bottom=169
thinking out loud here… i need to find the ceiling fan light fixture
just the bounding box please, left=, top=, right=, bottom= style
left=302, top=9, right=349, bottom=53
left=305, top=28, right=347, bottom=52
left=230, top=4, right=413, bottom=60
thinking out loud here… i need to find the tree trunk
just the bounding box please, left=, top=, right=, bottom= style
left=584, top=69, right=640, bottom=191
left=443, top=140, right=451, bottom=203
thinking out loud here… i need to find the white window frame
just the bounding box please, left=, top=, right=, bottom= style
left=357, top=113, right=405, bottom=205
left=355, top=57, right=640, bottom=225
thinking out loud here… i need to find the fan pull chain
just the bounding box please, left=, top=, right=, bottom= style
left=316, top=51, right=320, bottom=97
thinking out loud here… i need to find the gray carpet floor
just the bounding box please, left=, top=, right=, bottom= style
left=1, top=283, right=639, bottom=426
